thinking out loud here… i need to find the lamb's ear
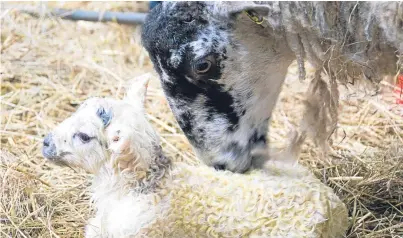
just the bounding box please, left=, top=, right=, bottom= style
left=96, top=107, right=112, bottom=127
left=107, top=124, right=148, bottom=174
left=124, top=74, right=151, bottom=107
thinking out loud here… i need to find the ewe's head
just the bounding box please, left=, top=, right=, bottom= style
left=42, top=78, right=160, bottom=174
left=142, top=2, right=292, bottom=172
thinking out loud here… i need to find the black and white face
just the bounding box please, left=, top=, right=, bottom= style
left=142, top=2, right=292, bottom=172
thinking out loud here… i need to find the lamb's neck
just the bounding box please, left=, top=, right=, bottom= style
left=90, top=154, right=171, bottom=201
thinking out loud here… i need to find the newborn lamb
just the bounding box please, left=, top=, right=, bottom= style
left=42, top=78, right=348, bottom=238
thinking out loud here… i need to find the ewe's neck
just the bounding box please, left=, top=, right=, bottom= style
left=90, top=154, right=171, bottom=201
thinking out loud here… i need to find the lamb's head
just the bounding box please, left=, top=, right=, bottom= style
left=142, top=2, right=293, bottom=172
left=42, top=78, right=162, bottom=174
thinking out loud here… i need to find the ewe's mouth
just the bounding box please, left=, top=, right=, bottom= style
left=210, top=141, right=269, bottom=173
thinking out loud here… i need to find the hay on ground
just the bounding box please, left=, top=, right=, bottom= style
left=1, top=2, right=402, bottom=238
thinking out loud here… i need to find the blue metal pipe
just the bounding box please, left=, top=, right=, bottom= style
left=49, top=8, right=147, bottom=25
left=21, top=2, right=162, bottom=25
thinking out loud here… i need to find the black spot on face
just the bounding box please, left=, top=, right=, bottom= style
left=164, top=73, right=240, bottom=140
left=178, top=111, right=195, bottom=141
left=204, top=87, right=239, bottom=132
left=248, top=130, right=267, bottom=145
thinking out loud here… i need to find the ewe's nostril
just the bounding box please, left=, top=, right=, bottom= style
left=214, top=164, right=226, bottom=171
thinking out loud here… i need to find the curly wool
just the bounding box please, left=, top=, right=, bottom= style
left=86, top=148, right=348, bottom=238
left=126, top=161, right=348, bottom=238
left=258, top=2, right=402, bottom=80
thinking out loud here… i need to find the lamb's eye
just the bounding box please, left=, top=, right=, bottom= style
left=193, top=59, right=212, bottom=74
left=75, top=132, right=92, bottom=143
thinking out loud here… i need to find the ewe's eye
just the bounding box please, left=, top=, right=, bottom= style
left=74, top=132, right=92, bottom=143
left=193, top=59, right=212, bottom=74
left=192, top=55, right=217, bottom=76
left=183, top=14, right=193, bottom=23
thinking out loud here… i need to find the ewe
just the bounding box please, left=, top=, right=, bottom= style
left=141, top=2, right=403, bottom=172
left=43, top=78, right=348, bottom=238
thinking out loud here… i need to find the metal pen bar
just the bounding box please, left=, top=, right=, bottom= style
left=22, top=8, right=148, bottom=25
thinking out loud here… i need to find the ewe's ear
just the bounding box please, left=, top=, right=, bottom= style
left=124, top=74, right=151, bottom=108
left=211, top=2, right=272, bottom=18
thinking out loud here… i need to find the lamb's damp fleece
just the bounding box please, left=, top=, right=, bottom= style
left=42, top=78, right=349, bottom=238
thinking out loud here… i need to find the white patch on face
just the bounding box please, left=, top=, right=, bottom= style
left=192, top=26, right=216, bottom=56
left=184, top=75, right=194, bottom=84
left=156, top=56, right=171, bottom=83
left=184, top=95, right=233, bottom=158
left=167, top=23, right=230, bottom=69
left=189, top=25, right=230, bottom=59
left=169, top=47, right=185, bottom=68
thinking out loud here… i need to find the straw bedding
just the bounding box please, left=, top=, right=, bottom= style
left=1, top=2, right=402, bottom=238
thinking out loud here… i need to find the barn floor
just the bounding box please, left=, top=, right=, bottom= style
left=1, top=2, right=402, bottom=238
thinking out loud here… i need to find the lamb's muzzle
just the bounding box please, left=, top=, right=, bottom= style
left=42, top=133, right=57, bottom=159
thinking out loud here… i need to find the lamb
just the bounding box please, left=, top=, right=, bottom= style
left=141, top=2, right=403, bottom=172
left=42, top=78, right=348, bottom=238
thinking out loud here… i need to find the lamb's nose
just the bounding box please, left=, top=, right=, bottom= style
left=42, top=133, right=57, bottom=159
left=43, top=134, right=51, bottom=147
